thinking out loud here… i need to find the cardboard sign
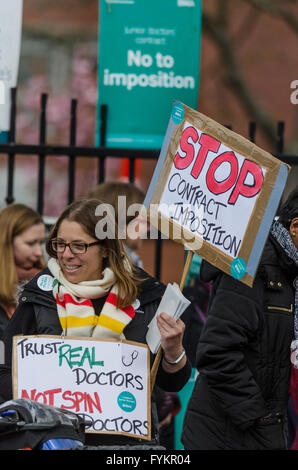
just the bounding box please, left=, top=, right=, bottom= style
left=144, top=101, right=290, bottom=287
left=13, top=335, right=151, bottom=440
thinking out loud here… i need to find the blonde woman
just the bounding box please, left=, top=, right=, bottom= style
left=0, top=204, right=45, bottom=336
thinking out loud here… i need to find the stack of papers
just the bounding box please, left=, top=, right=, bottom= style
left=146, top=283, right=191, bottom=354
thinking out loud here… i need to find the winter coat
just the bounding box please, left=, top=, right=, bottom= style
left=0, top=267, right=191, bottom=448
left=0, top=306, right=9, bottom=340
left=182, top=234, right=297, bottom=450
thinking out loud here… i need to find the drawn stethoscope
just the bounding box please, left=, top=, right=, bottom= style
left=122, top=350, right=139, bottom=367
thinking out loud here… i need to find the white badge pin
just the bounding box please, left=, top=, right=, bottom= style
left=132, top=299, right=141, bottom=311
left=37, top=275, right=54, bottom=292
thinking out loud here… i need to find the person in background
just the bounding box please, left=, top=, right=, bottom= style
left=0, top=203, right=45, bottom=338
left=155, top=386, right=181, bottom=449
left=0, top=199, right=191, bottom=448
left=182, top=186, right=298, bottom=450
left=88, top=182, right=147, bottom=268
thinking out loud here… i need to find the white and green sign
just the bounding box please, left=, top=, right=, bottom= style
left=96, top=0, right=202, bottom=149
left=13, top=335, right=151, bottom=440
left=0, top=0, right=23, bottom=143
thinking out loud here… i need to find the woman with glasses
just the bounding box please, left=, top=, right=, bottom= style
left=0, top=199, right=190, bottom=448
left=0, top=203, right=45, bottom=339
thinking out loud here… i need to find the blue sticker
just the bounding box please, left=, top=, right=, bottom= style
left=117, top=391, right=136, bottom=413
left=230, top=257, right=246, bottom=279
left=172, top=102, right=184, bottom=124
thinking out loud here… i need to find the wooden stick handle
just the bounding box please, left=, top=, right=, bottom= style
left=150, top=250, right=194, bottom=392
left=150, top=347, right=162, bottom=392
left=179, top=250, right=194, bottom=291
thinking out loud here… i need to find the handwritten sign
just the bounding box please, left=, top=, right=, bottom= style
left=144, top=102, right=290, bottom=287
left=13, top=335, right=151, bottom=440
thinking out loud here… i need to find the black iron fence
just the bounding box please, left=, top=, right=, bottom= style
left=0, top=88, right=297, bottom=278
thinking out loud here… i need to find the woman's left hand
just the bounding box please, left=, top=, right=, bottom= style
left=157, top=312, right=186, bottom=370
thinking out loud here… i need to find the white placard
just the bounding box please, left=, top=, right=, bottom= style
left=13, top=335, right=151, bottom=440
left=143, top=102, right=290, bottom=287
left=0, top=0, right=23, bottom=139
left=159, top=121, right=266, bottom=259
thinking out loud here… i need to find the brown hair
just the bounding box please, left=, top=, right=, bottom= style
left=278, top=185, right=298, bottom=230
left=46, top=199, right=142, bottom=308
left=0, top=203, right=45, bottom=306
left=88, top=182, right=145, bottom=225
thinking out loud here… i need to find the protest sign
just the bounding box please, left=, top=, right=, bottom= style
left=143, top=101, right=290, bottom=287
left=96, top=0, right=201, bottom=149
left=13, top=335, right=151, bottom=440
left=0, top=0, right=23, bottom=142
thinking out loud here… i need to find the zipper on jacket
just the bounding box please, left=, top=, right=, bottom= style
left=267, top=304, right=293, bottom=313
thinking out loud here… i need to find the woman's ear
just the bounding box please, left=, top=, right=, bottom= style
left=101, top=246, right=109, bottom=259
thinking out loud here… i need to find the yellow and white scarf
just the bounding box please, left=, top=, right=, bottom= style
left=48, top=258, right=135, bottom=339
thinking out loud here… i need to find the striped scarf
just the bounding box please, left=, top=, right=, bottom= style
left=48, top=258, right=135, bottom=339
left=270, top=221, right=298, bottom=368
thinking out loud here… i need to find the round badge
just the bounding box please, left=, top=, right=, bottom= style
left=37, top=274, right=54, bottom=291
left=172, top=102, right=185, bottom=124
left=117, top=391, right=136, bottom=413
left=230, top=258, right=246, bottom=280
left=132, top=298, right=140, bottom=310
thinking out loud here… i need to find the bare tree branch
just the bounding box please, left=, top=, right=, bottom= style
left=231, top=8, right=261, bottom=48
left=202, top=9, right=277, bottom=144
left=243, top=0, right=298, bottom=33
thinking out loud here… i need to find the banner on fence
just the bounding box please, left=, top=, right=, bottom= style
left=96, top=0, right=201, bottom=149
left=143, top=101, right=290, bottom=287
left=13, top=335, right=151, bottom=440
left=0, top=0, right=23, bottom=143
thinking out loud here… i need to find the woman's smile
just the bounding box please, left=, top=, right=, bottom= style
left=63, top=264, right=81, bottom=273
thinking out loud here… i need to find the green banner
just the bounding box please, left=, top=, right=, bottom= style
left=96, top=0, right=202, bottom=149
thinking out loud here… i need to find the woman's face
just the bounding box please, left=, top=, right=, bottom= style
left=56, top=220, right=106, bottom=283
left=13, top=223, right=45, bottom=270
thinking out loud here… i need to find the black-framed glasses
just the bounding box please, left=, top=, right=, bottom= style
left=50, top=239, right=102, bottom=255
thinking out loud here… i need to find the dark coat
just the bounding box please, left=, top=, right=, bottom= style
left=0, top=306, right=9, bottom=340
left=182, top=234, right=298, bottom=450
left=0, top=267, right=191, bottom=447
